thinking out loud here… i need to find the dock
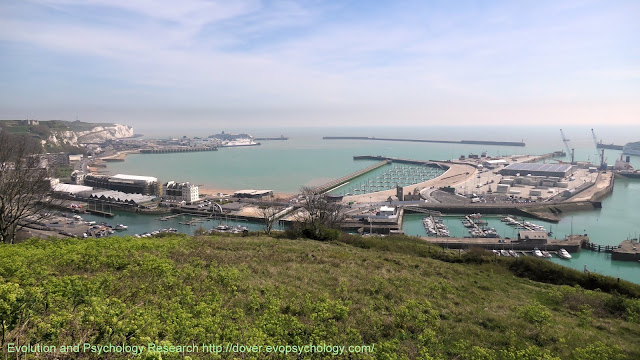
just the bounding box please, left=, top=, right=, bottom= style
left=611, top=240, right=640, bottom=261
left=325, top=136, right=525, bottom=147
left=314, top=160, right=391, bottom=194
left=86, top=209, right=114, bottom=217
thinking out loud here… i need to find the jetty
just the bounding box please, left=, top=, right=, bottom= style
left=324, top=136, right=525, bottom=147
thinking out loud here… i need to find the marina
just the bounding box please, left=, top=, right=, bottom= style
left=328, top=163, right=446, bottom=196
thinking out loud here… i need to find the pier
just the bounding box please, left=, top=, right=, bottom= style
left=140, top=146, right=217, bottom=154
left=314, top=160, right=391, bottom=194
left=325, top=136, right=525, bottom=147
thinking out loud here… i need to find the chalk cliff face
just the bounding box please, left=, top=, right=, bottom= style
left=43, top=124, right=134, bottom=147
left=76, top=124, right=134, bottom=143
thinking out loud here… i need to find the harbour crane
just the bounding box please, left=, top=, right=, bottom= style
left=559, top=129, right=574, bottom=164
left=591, top=129, right=604, bottom=167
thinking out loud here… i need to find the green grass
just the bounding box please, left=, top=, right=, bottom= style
left=0, top=234, right=638, bottom=359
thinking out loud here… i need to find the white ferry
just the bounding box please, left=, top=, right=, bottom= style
left=623, top=141, right=640, bottom=156
left=221, top=138, right=260, bottom=147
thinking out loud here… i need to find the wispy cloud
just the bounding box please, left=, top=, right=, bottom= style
left=1, top=0, right=638, bottom=127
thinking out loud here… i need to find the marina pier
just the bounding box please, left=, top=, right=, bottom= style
left=314, top=160, right=391, bottom=194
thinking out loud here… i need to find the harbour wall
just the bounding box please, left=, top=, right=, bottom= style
left=353, top=155, right=447, bottom=169
left=324, top=136, right=525, bottom=147
left=405, top=201, right=599, bottom=222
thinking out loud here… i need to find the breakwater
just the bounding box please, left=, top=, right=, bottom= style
left=314, top=160, right=390, bottom=194
left=324, top=136, right=525, bottom=147
left=353, top=155, right=447, bottom=169
left=255, top=136, right=288, bottom=140
left=597, top=143, right=624, bottom=150
left=140, top=146, right=218, bottom=154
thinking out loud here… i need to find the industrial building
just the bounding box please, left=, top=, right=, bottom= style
left=83, top=173, right=159, bottom=195
left=162, top=181, right=199, bottom=204
left=500, top=163, right=573, bottom=178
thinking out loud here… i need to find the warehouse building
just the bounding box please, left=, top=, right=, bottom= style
left=83, top=174, right=159, bottom=195
left=500, top=163, right=573, bottom=178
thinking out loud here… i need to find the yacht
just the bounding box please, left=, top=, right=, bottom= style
left=500, top=250, right=510, bottom=257
left=533, top=248, right=544, bottom=257
left=508, top=250, right=519, bottom=258
left=541, top=251, right=552, bottom=258
left=558, top=248, right=572, bottom=259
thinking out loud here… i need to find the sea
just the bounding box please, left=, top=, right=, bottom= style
left=96, top=125, right=639, bottom=283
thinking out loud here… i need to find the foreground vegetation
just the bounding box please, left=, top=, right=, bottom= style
left=1, top=233, right=639, bottom=359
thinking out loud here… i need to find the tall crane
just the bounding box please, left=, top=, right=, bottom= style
left=560, top=129, right=574, bottom=163
left=591, top=129, right=604, bottom=167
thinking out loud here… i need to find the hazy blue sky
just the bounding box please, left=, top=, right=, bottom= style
left=1, top=0, right=638, bottom=131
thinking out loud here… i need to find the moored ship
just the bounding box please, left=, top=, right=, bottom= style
left=623, top=141, right=640, bottom=156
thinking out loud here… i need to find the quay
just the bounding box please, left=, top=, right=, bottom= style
left=582, top=239, right=640, bottom=262
left=611, top=240, right=640, bottom=261
left=140, top=146, right=217, bottom=154
left=314, top=160, right=391, bottom=194
left=324, top=136, right=525, bottom=147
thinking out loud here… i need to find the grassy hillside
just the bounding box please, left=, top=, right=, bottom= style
left=1, top=234, right=638, bottom=359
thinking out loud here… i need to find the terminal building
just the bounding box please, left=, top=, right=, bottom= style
left=83, top=174, right=159, bottom=195
left=162, top=181, right=199, bottom=204
left=500, top=163, right=574, bottom=178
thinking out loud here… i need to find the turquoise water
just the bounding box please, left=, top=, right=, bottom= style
left=104, top=126, right=640, bottom=282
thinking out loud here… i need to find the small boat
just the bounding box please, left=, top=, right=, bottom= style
left=500, top=250, right=510, bottom=257
left=557, top=248, right=572, bottom=259
left=541, top=251, right=552, bottom=259
left=115, top=224, right=128, bottom=230
left=492, top=250, right=500, bottom=256
left=533, top=248, right=544, bottom=257
left=508, top=250, right=519, bottom=257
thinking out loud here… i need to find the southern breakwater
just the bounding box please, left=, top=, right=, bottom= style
left=324, top=136, right=525, bottom=147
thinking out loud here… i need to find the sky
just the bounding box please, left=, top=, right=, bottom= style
left=1, top=0, right=639, bottom=132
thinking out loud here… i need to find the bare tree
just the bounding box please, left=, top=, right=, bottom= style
left=258, top=205, right=280, bottom=235
left=0, top=132, right=56, bottom=243
left=292, top=186, right=345, bottom=239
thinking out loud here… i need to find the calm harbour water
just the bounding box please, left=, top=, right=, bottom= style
left=103, top=126, right=639, bottom=283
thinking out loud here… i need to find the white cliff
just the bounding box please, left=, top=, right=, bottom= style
left=42, top=124, right=134, bottom=147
